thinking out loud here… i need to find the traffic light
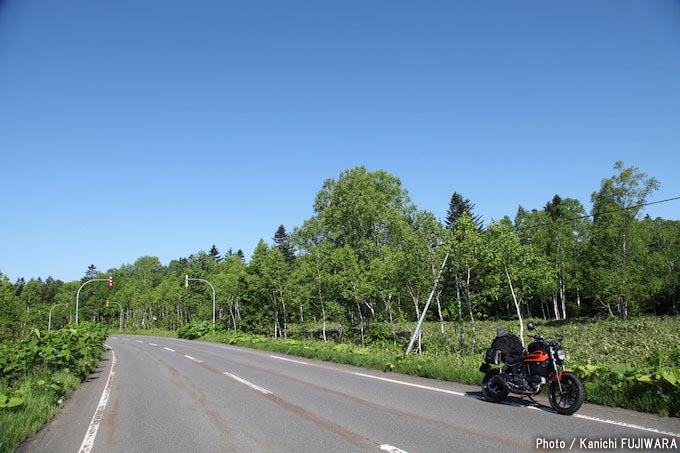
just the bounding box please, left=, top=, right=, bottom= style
left=109, top=274, right=113, bottom=289
left=185, top=275, right=189, bottom=288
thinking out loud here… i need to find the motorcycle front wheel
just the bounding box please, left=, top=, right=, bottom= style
left=548, top=372, right=584, bottom=415
left=482, top=370, right=508, bottom=403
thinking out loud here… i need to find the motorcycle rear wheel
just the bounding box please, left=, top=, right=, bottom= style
left=548, top=372, right=584, bottom=415
left=482, top=370, right=508, bottom=403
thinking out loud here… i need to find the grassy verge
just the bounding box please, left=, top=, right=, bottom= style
left=193, top=316, right=679, bottom=417
left=0, top=323, right=107, bottom=452
left=0, top=371, right=80, bottom=452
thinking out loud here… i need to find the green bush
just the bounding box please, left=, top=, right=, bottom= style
left=0, top=323, right=106, bottom=452
left=0, top=322, right=107, bottom=384
left=574, top=364, right=680, bottom=416
left=177, top=321, right=224, bottom=340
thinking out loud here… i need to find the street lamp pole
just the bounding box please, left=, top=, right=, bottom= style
left=75, top=278, right=109, bottom=324
left=48, top=302, right=68, bottom=332
left=185, top=275, right=216, bottom=333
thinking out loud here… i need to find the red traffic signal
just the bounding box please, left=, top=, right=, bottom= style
left=109, top=274, right=113, bottom=289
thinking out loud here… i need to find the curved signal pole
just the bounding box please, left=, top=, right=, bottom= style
left=106, top=300, right=124, bottom=331
left=75, top=277, right=110, bottom=324
left=185, top=275, right=216, bottom=333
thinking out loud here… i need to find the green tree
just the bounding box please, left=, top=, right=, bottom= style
left=208, top=245, right=222, bottom=262
left=484, top=218, right=554, bottom=346
left=515, top=196, right=588, bottom=319
left=451, top=213, right=486, bottom=350
left=446, top=192, right=483, bottom=233
left=214, top=256, right=247, bottom=330
left=247, top=240, right=290, bottom=337
left=445, top=193, right=482, bottom=347
left=586, top=161, right=660, bottom=320
left=273, top=225, right=295, bottom=263
left=0, top=272, right=21, bottom=340
left=313, top=166, right=414, bottom=259
left=84, top=264, right=99, bottom=280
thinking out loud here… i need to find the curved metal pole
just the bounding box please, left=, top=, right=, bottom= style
left=75, top=278, right=108, bottom=324
left=186, top=277, right=216, bottom=333
left=48, top=303, right=68, bottom=331
left=107, top=300, right=124, bottom=331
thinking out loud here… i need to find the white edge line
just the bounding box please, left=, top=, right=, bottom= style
left=79, top=345, right=116, bottom=453
left=223, top=372, right=272, bottom=395
left=355, top=372, right=680, bottom=437
left=163, top=347, right=175, bottom=352
left=380, top=445, right=409, bottom=453
left=574, top=414, right=680, bottom=438
left=353, top=372, right=465, bottom=397
left=269, top=355, right=314, bottom=366
left=184, top=354, right=203, bottom=363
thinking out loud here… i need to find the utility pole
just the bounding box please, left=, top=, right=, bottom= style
left=405, top=253, right=449, bottom=355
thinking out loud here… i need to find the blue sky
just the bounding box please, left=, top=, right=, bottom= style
left=1, top=1, right=679, bottom=283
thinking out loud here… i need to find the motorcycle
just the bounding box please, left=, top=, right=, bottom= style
left=479, top=322, right=584, bottom=415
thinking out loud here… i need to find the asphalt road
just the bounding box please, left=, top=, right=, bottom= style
left=19, top=335, right=680, bottom=452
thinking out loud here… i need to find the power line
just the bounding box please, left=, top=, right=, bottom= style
left=516, top=196, right=680, bottom=232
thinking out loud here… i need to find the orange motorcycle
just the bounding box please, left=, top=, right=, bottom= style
left=479, top=322, right=584, bottom=415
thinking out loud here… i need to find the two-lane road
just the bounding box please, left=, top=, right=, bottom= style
left=20, top=335, right=680, bottom=452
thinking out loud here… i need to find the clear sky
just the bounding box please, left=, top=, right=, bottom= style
left=1, top=1, right=679, bottom=283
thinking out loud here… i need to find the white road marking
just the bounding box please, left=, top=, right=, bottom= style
left=223, top=372, right=272, bottom=395
left=149, top=343, right=158, bottom=347
left=334, top=367, right=680, bottom=437
left=352, top=372, right=465, bottom=397
left=135, top=340, right=143, bottom=343
left=163, top=347, right=175, bottom=352
left=270, top=355, right=314, bottom=366
left=184, top=354, right=203, bottom=363
left=79, top=345, right=116, bottom=453
left=380, top=445, right=409, bottom=453
left=574, top=414, right=680, bottom=438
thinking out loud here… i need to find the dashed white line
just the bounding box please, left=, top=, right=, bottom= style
left=163, top=347, right=175, bottom=352
left=270, top=355, right=314, bottom=366
left=79, top=345, right=116, bottom=453
left=223, top=372, right=272, bottom=395
left=135, top=340, right=143, bottom=343
left=380, top=444, right=409, bottom=453
left=184, top=354, right=203, bottom=363
left=149, top=343, right=158, bottom=347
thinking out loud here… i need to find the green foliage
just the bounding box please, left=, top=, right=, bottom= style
left=0, top=324, right=104, bottom=452
left=573, top=364, right=680, bottom=416
left=0, top=390, right=24, bottom=409
left=176, top=320, right=223, bottom=340
left=0, top=322, right=107, bottom=384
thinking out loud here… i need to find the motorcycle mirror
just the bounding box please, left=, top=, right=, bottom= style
left=527, top=322, right=535, bottom=331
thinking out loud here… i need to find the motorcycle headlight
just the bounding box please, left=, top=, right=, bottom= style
left=556, top=349, right=567, bottom=361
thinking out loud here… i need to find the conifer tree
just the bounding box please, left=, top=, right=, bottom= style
left=445, top=192, right=483, bottom=233
left=274, top=225, right=295, bottom=263
left=209, top=244, right=222, bottom=262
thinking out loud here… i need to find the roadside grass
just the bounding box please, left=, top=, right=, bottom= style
left=0, top=370, right=80, bottom=453
left=196, top=316, right=679, bottom=416
left=0, top=323, right=107, bottom=452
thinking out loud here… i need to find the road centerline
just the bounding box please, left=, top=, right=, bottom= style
left=223, top=371, right=272, bottom=395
